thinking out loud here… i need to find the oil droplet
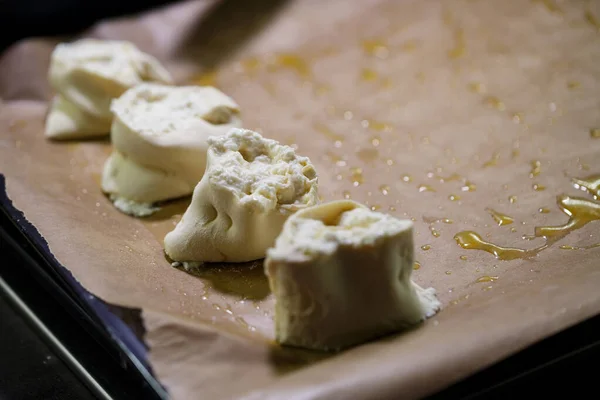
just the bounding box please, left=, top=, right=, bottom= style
left=271, top=53, right=310, bottom=77
left=192, top=70, right=218, bottom=86
left=234, top=316, right=252, bottom=330
left=461, top=181, right=477, bottom=192
left=509, top=195, right=517, bottom=204
left=585, top=10, right=600, bottom=30
left=486, top=208, right=514, bottom=226
left=445, top=271, right=452, bottom=275
left=448, top=194, right=461, bottom=201
left=368, top=120, right=393, bottom=132
left=361, top=68, right=378, bottom=82
left=468, top=82, right=486, bottom=93
left=590, top=129, right=600, bottom=138
left=240, top=57, right=260, bottom=76
left=212, top=303, right=221, bottom=311
left=344, top=111, right=354, bottom=120
left=342, top=191, right=351, bottom=199
left=388, top=205, right=397, bottom=212
left=315, top=85, right=331, bottom=96
left=379, top=184, right=390, bottom=195
left=510, top=227, right=517, bottom=232
left=534, top=0, right=562, bottom=14
left=421, top=244, right=432, bottom=251
left=459, top=255, right=468, bottom=261
left=534, top=195, right=600, bottom=244
left=482, top=152, right=500, bottom=168
left=362, top=39, right=389, bottom=59
left=572, top=174, right=600, bottom=198
left=401, top=174, right=412, bottom=183
left=450, top=294, right=471, bottom=306
left=400, top=40, right=418, bottom=52
left=413, top=261, right=421, bottom=270
left=314, top=123, right=344, bottom=142
left=357, top=148, right=379, bottom=163
left=371, top=136, right=381, bottom=146
left=418, top=184, right=436, bottom=192
left=326, top=151, right=343, bottom=165
left=559, top=243, right=600, bottom=250
left=370, top=204, right=381, bottom=211
left=350, top=167, right=364, bottom=186
left=448, top=28, right=466, bottom=59
left=430, top=227, right=441, bottom=238
left=529, top=160, right=541, bottom=178
left=483, top=96, right=506, bottom=111
left=422, top=216, right=453, bottom=224
left=386, top=159, right=394, bottom=166
left=532, top=183, right=546, bottom=191
left=454, top=231, right=533, bottom=260
left=539, top=207, right=551, bottom=214
left=437, top=173, right=462, bottom=183
left=475, top=276, right=499, bottom=283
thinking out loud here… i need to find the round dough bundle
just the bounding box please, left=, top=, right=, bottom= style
left=45, top=39, right=173, bottom=140
left=101, top=83, right=242, bottom=217
left=264, top=200, right=440, bottom=351
left=164, top=128, right=319, bottom=263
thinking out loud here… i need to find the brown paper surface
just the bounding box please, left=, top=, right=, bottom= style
left=1, top=0, right=600, bottom=399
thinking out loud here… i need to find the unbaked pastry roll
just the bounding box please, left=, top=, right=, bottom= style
left=45, top=39, right=173, bottom=139
left=265, top=200, right=441, bottom=351
left=101, top=83, right=242, bottom=216
left=164, top=128, right=319, bottom=263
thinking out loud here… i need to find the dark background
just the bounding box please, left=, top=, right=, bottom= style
left=0, top=0, right=181, bottom=51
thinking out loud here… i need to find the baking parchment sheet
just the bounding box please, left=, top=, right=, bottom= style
left=1, top=0, right=600, bottom=399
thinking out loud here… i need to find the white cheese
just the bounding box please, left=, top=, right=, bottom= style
left=45, top=39, right=173, bottom=140
left=265, top=200, right=441, bottom=351
left=101, top=83, right=242, bottom=216
left=164, top=128, right=319, bottom=263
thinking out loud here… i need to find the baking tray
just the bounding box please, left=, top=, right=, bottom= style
left=1, top=173, right=599, bottom=399
left=0, top=175, right=166, bottom=400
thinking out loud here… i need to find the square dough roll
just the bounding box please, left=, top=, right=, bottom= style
left=101, top=83, right=242, bottom=217
left=45, top=39, right=173, bottom=140
left=265, top=200, right=441, bottom=351
left=164, top=128, right=319, bottom=263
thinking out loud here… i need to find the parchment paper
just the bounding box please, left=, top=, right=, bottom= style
left=1, top=0, right=600, bottom=399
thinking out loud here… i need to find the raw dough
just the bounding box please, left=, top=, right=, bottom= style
left=101, top=83, right=242, bottom=216
left=164, top=128, right=319, bottom=263
left=265, top=200, right=440, bottom=351
left=45, top=39, right=173, bottom=139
